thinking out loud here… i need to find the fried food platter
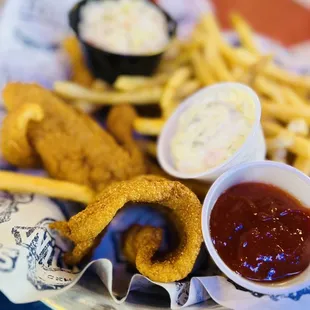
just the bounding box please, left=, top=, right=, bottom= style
left=0, top=3, right=310, bottom=309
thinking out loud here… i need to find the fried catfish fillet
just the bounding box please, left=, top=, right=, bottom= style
left=51, top=175, right=203, bottom=282
left=1, top=83, right=146, bottom=191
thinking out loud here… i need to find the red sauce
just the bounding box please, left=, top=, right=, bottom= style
left=210, top=182, right=310, bottom=282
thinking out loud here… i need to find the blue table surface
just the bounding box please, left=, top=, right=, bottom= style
left=0, top=292, right=50, bottom=310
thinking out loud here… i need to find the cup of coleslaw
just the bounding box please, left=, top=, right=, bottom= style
left=69, top=0, right=176, bottom=83
left=157, top=82, right=266, bottom=182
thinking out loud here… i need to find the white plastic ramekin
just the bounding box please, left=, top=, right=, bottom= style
left=202, top=160, right=310, bottom=295
left=157, top=82, right=266, bottom=182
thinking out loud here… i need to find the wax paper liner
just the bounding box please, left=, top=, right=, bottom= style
left=0, top=190, right=309, bottom=309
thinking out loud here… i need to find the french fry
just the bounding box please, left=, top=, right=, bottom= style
left=266, top=132, right=294, bottom=150
left=222, top=47, right=310, bottom=89
left=0, top=171, right=95, bottom=204
left=162, top=38, right=182, bottom=61
left=262, top=102, right=310, bottom=124
left=254, top=76, right=285, bottom=104
left=54, top=81, right=162, bottom=105
left=157, top=61, right=179, bottom=74
left=293, top=157, right=310, bottom=175
left=231, top=13, right=258, bottom=54
left=262, top=120, right=282, bottom=136
left=91, top=79, right=109, bottom=91
left=262, top=121, right=310, bottom=158
left=174, top=50, right=192, bottom=66
left=282, top=86, right=307, bottom=107
left=287, top=118, right=309, bottom=136
left=178, top=79, right=201, bottom=99
left=63, top=36, right=93, bottom=87
left=58, top=12, right=310, bottom=180
left=72, top=100, right=101, bottom=114
left=236, top=55, right=266, bottom=84
left=134, top=117, right=165, bottom=135
left=203, top=37, right=232, bottom=82
left=232, top=66, right=245, bottom=80
left=200, top=14, right=223, bottom=43
left=269, top=148, right=288, bottom=164
left=190, top=49, right=215, bottom=86
left=114, top=74, right=168, bottom=91
left=160, top=67, right=191, bottom=118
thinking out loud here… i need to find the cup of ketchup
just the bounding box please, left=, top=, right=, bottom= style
left=202, top=161, right=310, bottom=295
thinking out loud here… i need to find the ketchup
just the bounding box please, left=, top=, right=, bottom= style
left=210, top=182, right=310, bottom=282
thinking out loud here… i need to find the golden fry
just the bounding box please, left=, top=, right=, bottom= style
left=91, top=79, right=109, bottom=91
left=262, top=121, right=310, bottom=158
left=0, top=171, right=94, bottom=204
left=283, top=86, right=307, bottom=107
left=266, top=132, right=294, bottom=150
left=114, top=74, right=168, bottom=91
left=222, top=46, right=310, bottom=89
left=160, top=67, right=191, bottom=118
left=71, top=100, right=101, bottom=114
left=178, top=79, right=201, bottom=99
left=200, top=14, right=222, bottom=42
left=54, top=81, right=162, bottom=105
left=255, top=76, right=285, bottom=104
left=62, top=36, right=93, bottom=87
left=162, top=38, right=182, bottom=61
left=268, top=148, right=288, bottom=164
left=293, top=157, right=310, bottom=175
left=231, top=13, right=258, bottom=54
left=287, top=118, right=309, bottom=136
left=190, top=49, right=215, bottom=86
left=203, top=38, right=232, bottom=82
left=262, top=102, right=310, bottom=124
left=232, top=66, right=245, bottom=80
left=134, top=117, right=165, bottom=136
left=261, top=120, right=283, bottom=137
left=238, top=55, right=272, bottom=86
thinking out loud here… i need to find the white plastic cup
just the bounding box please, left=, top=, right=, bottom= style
left=157, top=82, right=266, bottom=182
left=202, top=160, right=310, bottom=295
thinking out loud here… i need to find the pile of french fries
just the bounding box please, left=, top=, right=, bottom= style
left=54, top=13, right=310, bottom=175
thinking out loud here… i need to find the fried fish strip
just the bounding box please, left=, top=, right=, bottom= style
left=50, top=175, right=203, bottom=283
left=1, top=102, right=44, bottom=167
left=1, top=83, right=146, bottom=192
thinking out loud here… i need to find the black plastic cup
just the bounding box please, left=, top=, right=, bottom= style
left=69, top=0, right=177, bottom=84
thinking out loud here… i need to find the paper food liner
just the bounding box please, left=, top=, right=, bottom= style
left=0, top=192, right=309, bottom=309
left=0, top=0, right=310, bottom=309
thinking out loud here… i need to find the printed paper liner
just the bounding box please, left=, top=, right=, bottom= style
left=0, top=192, right=309, bottom=309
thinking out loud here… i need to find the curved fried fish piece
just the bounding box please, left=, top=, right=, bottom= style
left=50, top=175, right=203, bottom=283
left=1, top=102, right=44, bottom=167
left=1, top=83, right=146, bottom=192
left=122, top=224, right=163, bottom=266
